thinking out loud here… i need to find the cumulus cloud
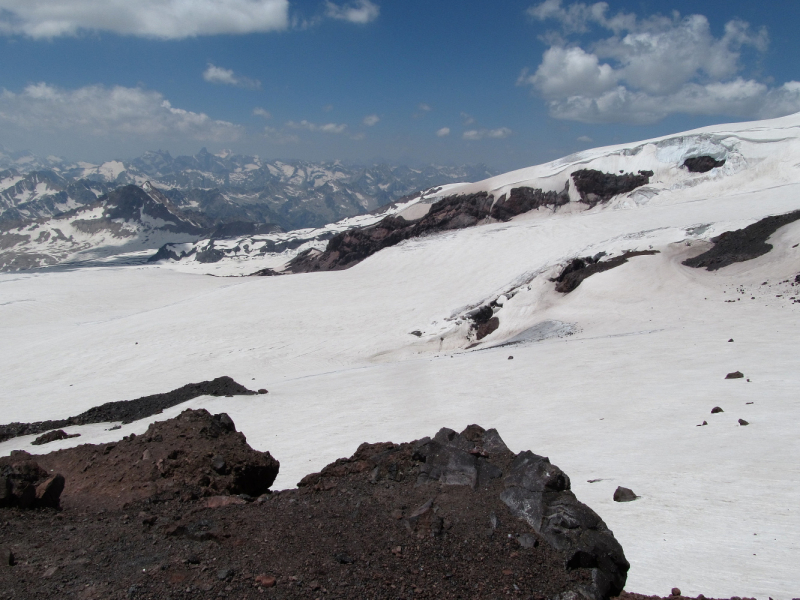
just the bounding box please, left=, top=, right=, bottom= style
left=0, top=82, right=243, bottom=142
left=363, top=114, right=379, bottom=126
left=577, top=135, right=593, bottom=142
left=436, top=127, right=450, bottom=137
left=324, top=0, right=379, bottom=24
left=253, top=107, right=272, bottom=119
left=0, top=0, right=289, bottom=39
left=521, top=1, right=800, bottom=123
left=460, top=112, right=475, bottom=125
left=463, top=128, right=512, bottom=140
left=286, top=120, right=347, bottom=134
left=203, top=64, right=260, bottom=89
left=418, top=103, right=432, bottom=112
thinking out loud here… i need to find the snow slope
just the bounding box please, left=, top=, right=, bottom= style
left=2, top=113, right=800, bottom=597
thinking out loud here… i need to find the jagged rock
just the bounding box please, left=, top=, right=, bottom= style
left=684, top=156, right=725, bottom=173
left=34, top=474, right=65, bottom=509
left=31, top=429, right=80, bottom=446
left=501, top=448, right=629, bottom=600
left=571, top=169, right=654, bottom=206
left=613, top=487, right=638, bottom=502
left=738, top=419, right=750, bottom=426
left=726, top=371, right=744, bottom=379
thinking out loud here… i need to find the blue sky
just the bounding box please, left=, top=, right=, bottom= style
left=1, top=0, right=799, bottom=170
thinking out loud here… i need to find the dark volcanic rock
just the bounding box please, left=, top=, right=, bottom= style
left=0, top=460, right=64, bottom=509
left=725, top=371, right=744, bottom=379
left=571, top=169, right=654, bottom=206
left=0, top=420, right=627, bottom=600
left=738, top=419, right=750, bottom=426
left=290, top=185, right=570, bottom=272
left=613, top=487, right=638, bottom=502
left=31, top=429, right=80, bottom=446
left=23, top=409, right=279, bottom=509
left=683, top=210, right=800, bottom=271
left=711, top=407, right=724, bottom=414
left=0, top=376, right=256, bottom=443
left=684, top=156, right=726, bottom=173
left=553, top=251, right=659, bottom=293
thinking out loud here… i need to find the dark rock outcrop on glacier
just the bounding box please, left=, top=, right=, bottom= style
left=683, top=210, right=800, bottom=271
left=571, top=169, right=654, bottom=206
left=289, top=185, right=570, bottom=272
left=683, top=156, right=726, bottom=173
left=553, top=251, right=660, bottom=293
left=0, top=376, right=256, bottom=443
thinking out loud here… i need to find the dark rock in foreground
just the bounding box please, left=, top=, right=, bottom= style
left=683, top=210, right=800, bottom=271
left=1, top=411, right=628, bottom=599
left=0, top=376, right=256, bottom=443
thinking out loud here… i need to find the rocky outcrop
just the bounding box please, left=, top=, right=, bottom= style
left=290, top=185, right=570, bottom=272
left=683, top=156, right=726, bottom=173
left=571, top=170, right=654, bottom=206
left=299, top=424, right=628, bottom=600
left=0, top=459, right=64, bottom=509
left=0, top=376, right=256, bottom=443
left=27, top=409, right=279, bottom=509
left=683, top=210, right=800, bottom=271
left=553, top=251, right=659, bottom=293
left=31, top=429, right=80, bottom=446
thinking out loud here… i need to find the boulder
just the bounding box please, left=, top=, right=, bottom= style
left=683, top=156, right=725, bottom=173
left=711, top=407, right=724, bottom=414
left=35, top=474, right=65, bottom=509
left=612, top=487, right=638, bottom=502
left=31, top=429, right=81, bottom=446
left=725, top=371, right=744, bottom=379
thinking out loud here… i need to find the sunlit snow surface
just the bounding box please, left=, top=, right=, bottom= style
left=2, top=114, right=800, bottom=597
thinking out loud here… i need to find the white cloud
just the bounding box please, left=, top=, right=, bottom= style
left=324, top=0, right=379, bottom=24
left=436, top=127, right=450, bottom=137
left=462, top=127, right=512, bottom=141
left=253, top=107, right=272, bottom=119
left=460, top=112, right=475, bottom=125
left=203, top=64, right=260, bottom=89
left=363, top=114, right=379, bottom=126
left=520, top=2, right=800, bottom=123
left=418, top=103, right=432, bottom=112
left=0, top=0, right=289, bottom=39
left=0, top=82, right=242, bottom=141
left=577, top=135, right=593, bottom=143
left=286, top=120, right=347, bottom=134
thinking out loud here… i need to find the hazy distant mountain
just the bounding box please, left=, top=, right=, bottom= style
left=0, top=147, right=497, bottom=231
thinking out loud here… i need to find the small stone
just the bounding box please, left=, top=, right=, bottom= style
left=2, top=548, right=14, bottom=566
left=725, top=371, right=744, bottom=379
left=671, top=588, right=681, bottom=596
left=728, top=339, right=734, bottom=342
left=696, top=421, right=708, bottom=427
left=508, top=356, right=514, bottom=360
left=711, top=407, right=724, bottom=414
left=738, top=419, right=750, bottom=426
left=390, top=509, right=403, bottom=520
left=255, top=574, right=276, bottom=588
left=613, top=486, right=638, bottom=502
left=502, top=568, right=513, bottom=576
left=334, top=553, right=355, bottom=565
left=517, top=534, right=538, bottom=548
left=258, top=389, right=268, bottom=395
left=211, top=455, right=227, bottom=473
left=217, top=568, right=232, bottom=580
